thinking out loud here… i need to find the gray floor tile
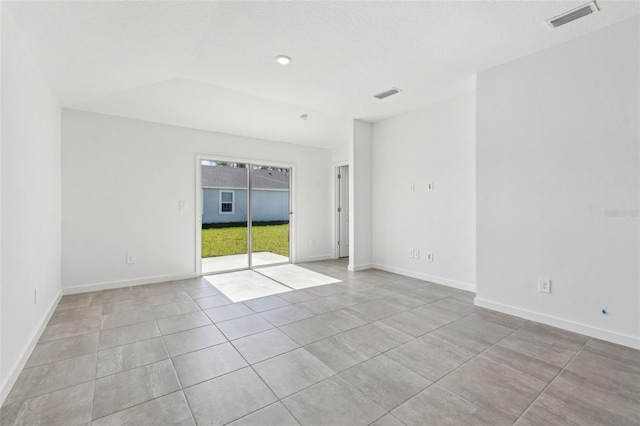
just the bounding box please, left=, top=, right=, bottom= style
left=187, top=286, right=223, bottom=299
left=382, top=310, right=446, bottom=337
left=407, top=285, right=457, bottom=303
left=466, top=309, right=529, bottom=330
left=370, top=414, right=406, bottom=426
left=102, top=286, right=146, bottom=304
left=386, top=334, right=474, bottom=381
left=156, top=310, right=212, bottom=335
left=305, top=333, right=379, bottom=372
left=429, top=315, right=514, bottom=354
left=92, top=391, right=194, bottom=425
left=26, top=332, right=99, bottom=368
left=282, top=375, right=386, bottom=426
left=101, top=297, right=150, bottom=315
left=277, top=289, right=319, bottom=304
left=279, top=316, right=342, bottom=345
left=0, top=381, right=94, bottom=426
left=342, top=322, right=413, bottom=352
left=151, top=299, right=201, bottom=319
left=204, top=303, right=253, bottom=322
left=232, top=328, right=299, bottom=364
left=217, top=314, right=274, bottom=340
left=497, top=322, right=589, bottom=368
left=162, top=324, right=227, bottom=357
left=411, top=297, right=476, bottom=323
left=260, top=304, right=315, bottom=327
left=98, top=320, right=161, bottom=350
left=542, top=369, right=639, bottom=425
left=438, top=355, right=547, bottom=422
left=40, top=317, right=101, bottom=342
left=101, top=306, right=155, bottom=330
left=179, top=277, right=216, bottom=290
left=345, top=299, right=404, bottom=322
left=297, top=296, right=350, bottom=315
left=583, top=338, right=640, bottom=367
left=254, top=348, right=334, bottom=398
left=144, top=281, right=186, bottom=297
left=93, top=359, right=181, bottom=419
left=308, top=283, right=344, bottom=297
left=147, top=290, right=193, bottom=307
left=49, top=305, right=103, bottom=325
left=482, top=343, right=561, bottom=383
left=6, top=353, right=96, bottom=404
left=55, top=293, right=103, bottom=311
left=227, top=402, right=299, bottom=426
left=392, top=385, right=511, bottom=426
left=243, top=295, right=290, bottom=312
left=564, top=339, right=640, bottom=396
left=173, top=343, right=248, bottom=387
left=184, top=367, right=277, bottom=425
left=314, top=309, right=366, bottom=332
left=96, top=337, right=169, bottom=377
left=383, top=293, right=426, bottom=309
left=194, top=294, right=233, bottom=309
left=340, top=354, right=431, bottom=410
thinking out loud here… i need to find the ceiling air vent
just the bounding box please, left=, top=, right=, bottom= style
left=374, top=88, right=402, bottom=100
left=546, top=1, right=599, bottom=28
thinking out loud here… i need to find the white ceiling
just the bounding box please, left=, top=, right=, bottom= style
left=6, top=0, right=640, bottom=149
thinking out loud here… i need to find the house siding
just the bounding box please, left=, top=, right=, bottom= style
left=203, top=189, right=289, bottom=224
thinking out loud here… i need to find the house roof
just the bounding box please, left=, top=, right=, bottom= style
left=201, top=165, right=289, bottom=190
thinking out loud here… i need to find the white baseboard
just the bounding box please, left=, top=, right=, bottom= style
left=348, top=263, right=372, bottom=272
left=63, top=273, right=197, bottom=295
left=295, top=254, right=333, bottom=263
left=372, top=263, right=476, bottom=292
left=475, top=297, right=640, bottom=350
left=1, top=288, right=62, bottom=406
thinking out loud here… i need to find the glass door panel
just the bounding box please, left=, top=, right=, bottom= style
left=250, top=164, right=291, bottom=268
left=200, top=160, right=249, bottom=274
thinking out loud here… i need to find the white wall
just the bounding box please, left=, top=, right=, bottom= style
left=349, top=120, right=373, bottom=270
left=62, top=110, right=334, bottom=291
left=371, top=94, right=476, bottom=290
left=1, top=6, right=62, bottom=401
left=476, top=17, right=640, bottom=348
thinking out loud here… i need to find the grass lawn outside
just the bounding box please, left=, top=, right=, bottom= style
left=202, top=224, right=289, bottom=258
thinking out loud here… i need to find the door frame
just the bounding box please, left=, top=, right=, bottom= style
left=333, top=161, right=349, bottom=259
left=195, top=154, right=295, bottom=276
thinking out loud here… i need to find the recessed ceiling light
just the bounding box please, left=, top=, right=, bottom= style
left=276, top=55, right=292, bottom=65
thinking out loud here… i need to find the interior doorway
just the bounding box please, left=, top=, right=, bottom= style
left=337, top=165, right=349, bottom=258
left=198, top=159, right=291, bottom=275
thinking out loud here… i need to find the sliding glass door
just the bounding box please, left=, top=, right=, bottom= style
left=250, top=164, right=291, bottom=269
left=200, top=159, right=290, bottom=274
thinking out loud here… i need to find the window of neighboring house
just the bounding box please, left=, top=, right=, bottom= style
left=219, top=190, right=234, bottom=214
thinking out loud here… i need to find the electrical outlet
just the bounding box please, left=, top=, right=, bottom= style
left=426, top=252, right=433, bottom=262
left=414, top=250, right=420, bottom=259
left=538, top=277, right=551, bottom=293
left=427, top=182, right=434, bottom=191
left=126, top=254, right=136, bottom=264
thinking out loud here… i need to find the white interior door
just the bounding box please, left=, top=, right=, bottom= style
left=338, top=165, right=349, bottom=258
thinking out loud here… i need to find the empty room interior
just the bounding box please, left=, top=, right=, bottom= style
left=1, top=1, right=639, bottom=425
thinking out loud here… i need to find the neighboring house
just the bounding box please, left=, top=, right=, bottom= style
left=202, top=165, right=290, bottom=224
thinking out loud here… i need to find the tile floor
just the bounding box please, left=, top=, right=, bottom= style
left=202, top=252, right=289, bottom=274
left=1, top=259, right=639, bottom=425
